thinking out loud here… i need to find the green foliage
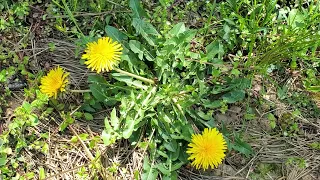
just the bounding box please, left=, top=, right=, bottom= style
left=81, top=1, right=255, bottom=178
left=0, top=0, right=35, bottom=120
left=250, top=163, right=280, bottom=180
left=0, top=91, right=50, bottom=179
left=304, top=68, right=320, bottom=92
left=286, top=157, right=307, bottom=169
left=309, top=142, right=320, bottom=150
left=142, top=157, right=158, bottom=180
left=247, top=6, right=320, bottom=74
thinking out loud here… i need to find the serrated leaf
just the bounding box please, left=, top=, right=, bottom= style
left=89, top=83, right=107, bottom=101
left=168, top=22, right=186, bottom=37
left=101, top=130, right=112, bottom=146
left=105, top=25, right=128, bottom=42
left=222, top=90, right=245, bottom=103
left=233, top=135, right=253, bottom=157
left=165, top=30, right=197, bottom=46
left=287, top=9, right=305, bottom=29
left=223, top=24, right=231, bottom=41
left=230, top=78, right=251, bottom=90
left=277, top=85, right=288, bottom=100
left=142, top=157, right=158, bottom=180
left=156, top=163, right=171, bottom=175
left=129, top=0, right=147, bottom=18
left=123, top=116, right=135, bottom=139
left=132, top=18, right=159, bottom=46
left=29, top=114, right=39, bottom=126
left=110, top=108, right=120, bottom=130
left=129, top=40, right=144, bottom=60
left=104, top=116, right=112, bottom=132
left=206, top=41, right=225, bottom=60
left=164, top=140, right=177, bottom=152
left=224, top=18, right=236, bottom=25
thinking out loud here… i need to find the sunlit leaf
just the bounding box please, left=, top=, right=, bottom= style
left=39, top=167, right=45, bottom=180
left=123, top=116, right=135, bottom=139
left=105, top=25, right=128, bottom=42
left=132, top=18, right=159, bottom=46
left=110, top=108, right=120, bottom=130
left=129, top=40, right=144, bottom=60
left=0, top=155, right=7, bottom=166
left=168, top=22, right=186, bottom=37
left=142, top=157, right=158, bottom=180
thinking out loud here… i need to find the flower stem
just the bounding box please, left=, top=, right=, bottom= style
left=70, top=89, right=91, bottom=93
left=113, top=68, right=155, bottom=84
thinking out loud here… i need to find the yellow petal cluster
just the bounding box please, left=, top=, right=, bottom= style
left=40, top=66, right=69, bottom=98
left=82, top=37, right=123, bottom=73
left=187, top=128, right=227, bottom=170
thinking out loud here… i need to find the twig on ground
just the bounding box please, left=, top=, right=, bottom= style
left=68, top=125, right=94, bottom=161
left=233, top=147, right=264, bottom=176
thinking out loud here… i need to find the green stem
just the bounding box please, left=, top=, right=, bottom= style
left=113, top=68, right=155, bottom=84
left=61, top=0, right=84, bottom=37
left=70, top=89, right=91, bottom=93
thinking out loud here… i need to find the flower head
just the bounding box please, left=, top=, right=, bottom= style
left=40, top=66, right=69, bottom=98
left=82, top=37, right=123, bottom=73
left=187, top=128, right=227, bottom=170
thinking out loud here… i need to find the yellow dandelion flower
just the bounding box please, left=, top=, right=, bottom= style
left=81, top=37, right=123, bottom=73
left=187, top=128, right=227, bottom=170
left=40, top=66, right=69, bottom=99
